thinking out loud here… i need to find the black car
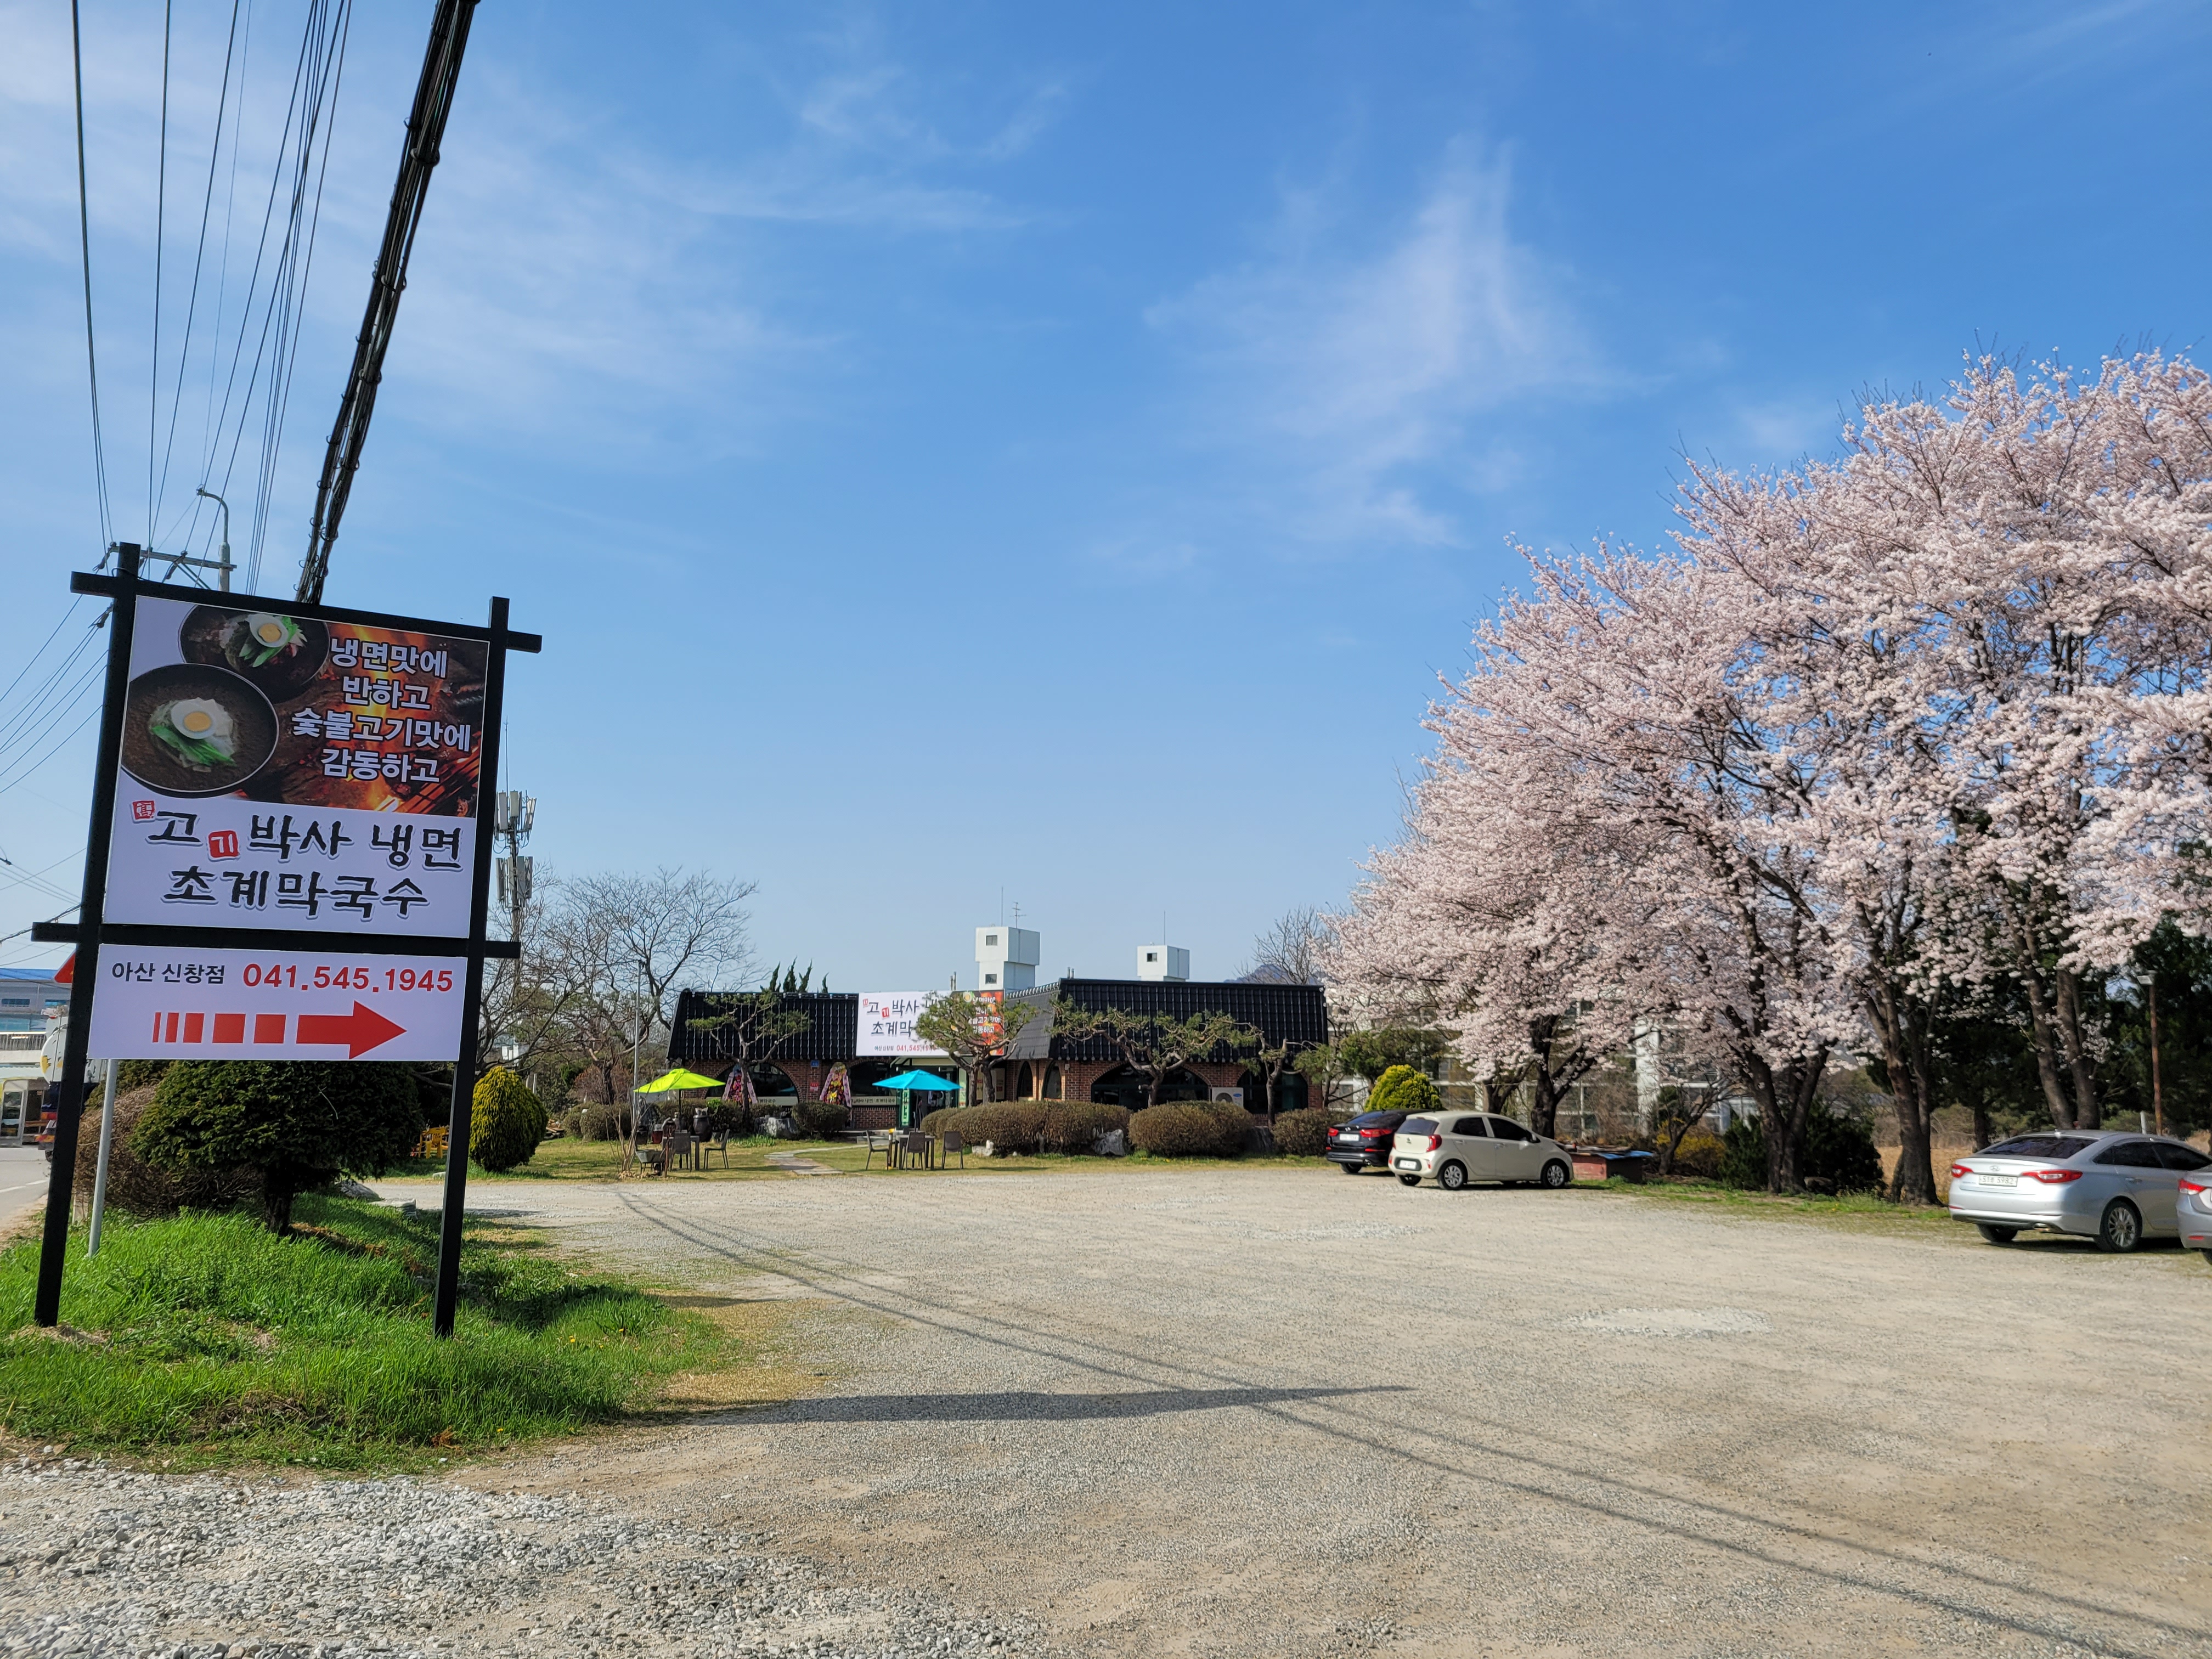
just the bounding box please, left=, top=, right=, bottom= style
left=1326, top=1109, right=1410, bottom=1173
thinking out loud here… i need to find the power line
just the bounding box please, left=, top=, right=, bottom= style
left=69, top=0, right=114, bottom=556
left=148, top=0, right=173, bottom=548
left=248, top=0, right=351, bottom=591
left=0, top=600, right=87, bottom=722
left=152, top=1, right=244, bottom=548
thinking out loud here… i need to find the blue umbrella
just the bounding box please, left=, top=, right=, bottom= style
left=876, top=1066, right=959, bottom=1131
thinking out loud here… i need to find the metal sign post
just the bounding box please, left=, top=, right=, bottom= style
left=32, top=553, right=538, bottom=1337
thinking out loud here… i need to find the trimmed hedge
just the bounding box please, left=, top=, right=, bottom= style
left=138, top=1060, right=426, bottom=1231
left=1271, top=1107, right=1334, bottom=1158
left=1128, top=1101, right=1249, bottom=1158
left=1042, top=1101, right=1131, bottom=1152
left=1368, top=1065, right=1440, bottom=1117
left=73, top=1085, right=260, bottom=1218
left=793, top=1097, right=849, bottom=1138
left=917, top=1101, right=1131, bottom=1154
left=470, top=1067, right=547, bottom=1172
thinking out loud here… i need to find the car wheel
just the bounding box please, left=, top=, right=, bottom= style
left=1975, top=1223, right=2017, bottom=1245
left=1339, top=1161, right=1363, bottom=1176
left=1397, top=1173, right=1422, bottom=1187
left=2095, top=1200, right=2142, bottom=1254
left=1539, top=1159, right=1571, bottom=1189
left=1438, top=1161, right=1467, bottom=1191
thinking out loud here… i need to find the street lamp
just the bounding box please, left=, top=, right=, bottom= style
left=193, top=488, right=233, bottom=591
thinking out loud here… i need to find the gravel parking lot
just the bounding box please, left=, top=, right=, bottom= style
left=9, top=1165, right=2212, bottom=1657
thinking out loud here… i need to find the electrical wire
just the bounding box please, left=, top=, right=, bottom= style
left=0, top=601, right=87, bottom=723
left=199, top=2, right=345, bottom=592
left=0, top=853, right=84, bottom=908
left=69, top=0, right=114, bottom=557
left=244, top=0, right=350, bottom=592
left=151, top=1, right=243, bottom=552
left=147, top=0, right=173, bottom=549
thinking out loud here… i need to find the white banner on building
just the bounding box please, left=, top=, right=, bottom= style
left=856, top=991, right=945, bottom=1057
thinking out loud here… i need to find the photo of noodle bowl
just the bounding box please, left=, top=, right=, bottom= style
left=118, top=663, right=279, bottom=798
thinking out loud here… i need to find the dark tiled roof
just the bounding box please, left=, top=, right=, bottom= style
left=667, top=990, right=856, bottom=1064
left=1005, top=978, right=1329, bottom=1063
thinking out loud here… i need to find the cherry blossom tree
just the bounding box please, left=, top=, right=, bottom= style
left=1338, top=352, right=2212, bottom=1194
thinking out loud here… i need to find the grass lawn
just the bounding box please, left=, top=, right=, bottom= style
left=0, top=1194, right=758, bottom=1470
left=396, top=1136, right=1339, bottom=1183
left=1599, top=1173, right=1957, bottom=1235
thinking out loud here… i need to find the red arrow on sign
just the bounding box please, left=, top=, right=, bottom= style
left=296, top=1001, right=408, bottom=1058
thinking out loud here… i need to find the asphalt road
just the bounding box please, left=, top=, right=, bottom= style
left=0, top=1143, right=50, bottom=1233
left=364, top=1165, right=2212, bottom=1658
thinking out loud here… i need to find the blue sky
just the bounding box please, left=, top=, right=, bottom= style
left=3, top=0, right=2209, bottom=989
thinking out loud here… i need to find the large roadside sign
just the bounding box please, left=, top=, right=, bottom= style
left=33, top=549, right=539, bottom=1339
left=104, top=594, right=490, bottom=938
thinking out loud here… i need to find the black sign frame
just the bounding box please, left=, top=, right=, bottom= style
left=32, top=546, right=541, bottom=1338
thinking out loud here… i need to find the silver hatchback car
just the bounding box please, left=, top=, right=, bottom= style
left=1948, top=1130, right=2212, bottom=1252
left=1391, top=1113, right=1572, bottom=1190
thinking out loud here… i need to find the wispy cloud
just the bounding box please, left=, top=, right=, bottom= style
left=1147, top=140, right=1605, bottom=550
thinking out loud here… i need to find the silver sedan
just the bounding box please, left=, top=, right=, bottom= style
left=1948, top=1130, right=2212, bottom=1252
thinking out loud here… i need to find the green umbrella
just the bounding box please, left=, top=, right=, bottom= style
left=637, top=1068, right=724, bottom=1093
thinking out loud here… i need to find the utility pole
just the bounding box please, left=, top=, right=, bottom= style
left=494, top=789, right=535, bottom=943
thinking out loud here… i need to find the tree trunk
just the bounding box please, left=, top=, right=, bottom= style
left=1528, top=1066, right=1562, bottom=1139
left=1743, top=1051, right=1825, bottom=1193
left=1525, top=1018, right=1563, bottom=1138
left=2054, top=968, right=2100, bottom=1129
left=1867, top=981, right=1939, bottom=1206
left=262, top=1169, right=297, bottom=1233
left=2009, top=905, right=2089, bottom=1130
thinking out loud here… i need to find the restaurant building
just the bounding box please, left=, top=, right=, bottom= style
left=667, top=972, right=1329, bottom=1130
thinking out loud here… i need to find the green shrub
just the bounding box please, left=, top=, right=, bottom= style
left=74, top=1085, right=259, bottom=1218
left=116, top=1059, right=172, bottom=1092
left=137, top=1061, right=428, bottom=1231
left=1041, top=1101, right=1131, bottom=1152
left=1668, top=1130, right=1725, bottom=1179
left=1719, top=1105, right=1883, bottom=1192
left=1367, top=1065, right=1441, bottom=1117
left=1271, top=1107, right=1334, bottom=1158
left=565, top=1103, right=630, bottom=1141
left=960, top=1102, right=1051, bottom=1152
left=470, top=1068, right=547, bottom=1172
left=793, top=1096, right=848, bottom=1138
left=1128, top=1103, right=1246, bottom=1158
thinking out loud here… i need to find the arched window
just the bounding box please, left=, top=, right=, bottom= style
left=1088, top=1065, right=1210, bottom=1109
left=1043, top=1064, right=1062, bottom=1100
left=1017, top=1062, right=1035, bottom=1099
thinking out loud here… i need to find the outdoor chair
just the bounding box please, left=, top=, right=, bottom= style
left=862, top=1132, right=894, bottom=1169
left=663, top=1131, right=695, bottom=1171
left=699, top=1130, right=730, bottom=1170
left=940, top=1131, right=966, bottom=1169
